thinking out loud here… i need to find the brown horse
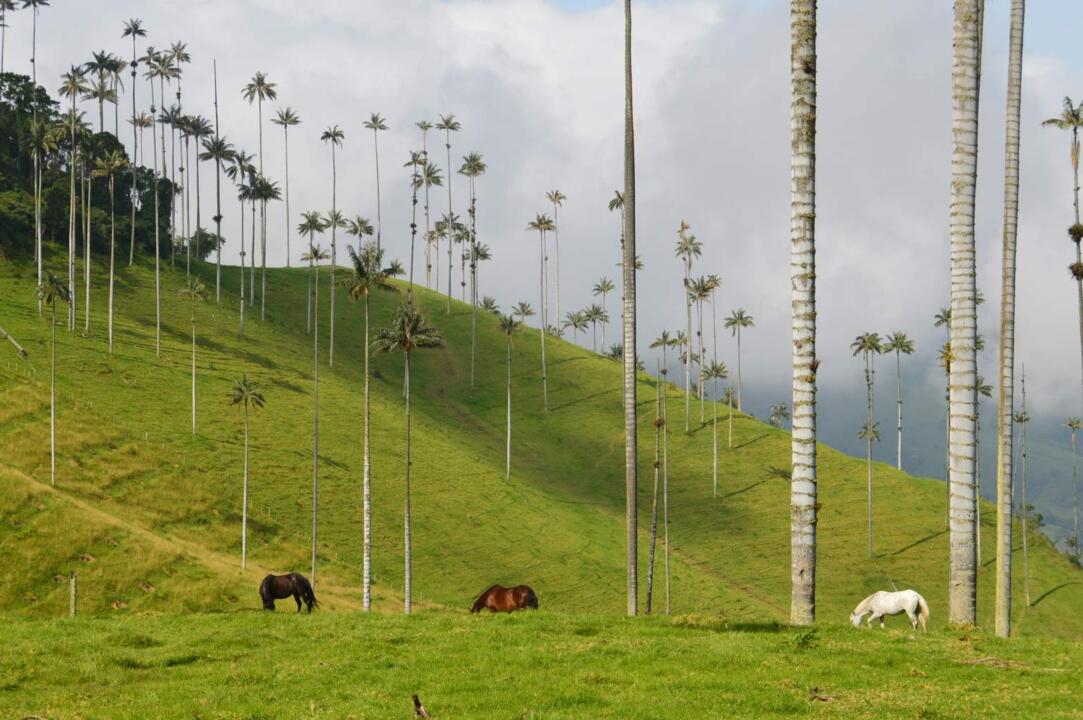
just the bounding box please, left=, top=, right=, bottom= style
left=259, top=572, right=319, bottom=612
left=470, top=584, right=538, bottom=613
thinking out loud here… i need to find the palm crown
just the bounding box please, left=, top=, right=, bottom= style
left=851, top=332, right=883, bottom=358
left=230, top=375, right=266, bottom=412
left=725, top=309, right=754, bottom=334
left=364, top=113, right=388, bottom=132
left=243, top=71, right=277, bottom=104
left=882, top=331, right=915, bottom=355
left=272, top=107, right=300, bottom=128
left=340, top=242, right=400, bottom=301
left=372, top=305, right=445, bottom=356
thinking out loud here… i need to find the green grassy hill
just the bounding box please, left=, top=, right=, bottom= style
left=1, top=251, right=1080, bottom=637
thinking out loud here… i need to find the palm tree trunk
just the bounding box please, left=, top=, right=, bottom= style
left=128, top=34, right=137, bottom=266
left=866, top=355, right=874, bottom=558
left=373, top=129, right=382, bottom=252
left=239, top=201, right=246, bottom=334
left=698, top=298, right=705, bottom=422
left=684, top=263, right=692, bottom=432
left=789, top=0, right=818, bottom=626
left=283, top=126, right=291, bottom=268
left=663, top=355, right=671, bottom=615
left=404, top=351, right=413, bottom=615
left=329, top=144, right=337, bottom=367
left=249, top=201, right=256, bottom=306
left=170, top=124, right=177, bottom=266
left=446, top=132, right=453, bottom=314
left=712, top=380, right=719, bottom=498
left=108, top=177, right=116, bottom=353
left=151, top=82, right=161, bottom=358
left=363, top=295, right=373, bottom=611
left=1074, top=432, right=1080, bottom=557
left=948, top=0, right=983, bottom=627
left=895, top=350, right=903, bottom=469
left=622, top=0, right=638, bottom=617
left=728, top=375, right=734, bottom=449
left=1020, top=370, right=1031, bottom=607
left=506, top=335, right=512, bottom=480
left=190, top=310, right=196, bottom=434
left=213, top=63, right=222, bottom=301
left=50, top=299, right=56, bottom=486
left=538, top=230, right=549, bottom=411
left=554, top=204, right=561, bottom=335
left=646, top=368, right=661, bottom=613
left=68, top=103, right=76, bottom=333
left=242, top=404, right=249, bottom=571
left=470, top=179, right=478, bottom=388
left=312, top=257, right=320, bottom=589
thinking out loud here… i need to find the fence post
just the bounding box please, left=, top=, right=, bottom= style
left=69, top=571, right=77, bottom=618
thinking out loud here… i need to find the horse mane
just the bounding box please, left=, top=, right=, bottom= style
left=853, top=592, right=878, bottom=615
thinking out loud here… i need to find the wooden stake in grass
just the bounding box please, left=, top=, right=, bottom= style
left=69, top=570, right=77, bottom=618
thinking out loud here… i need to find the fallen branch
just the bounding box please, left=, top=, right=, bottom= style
left=412, top=694, right=431, bottom=718
left=0, top=324, right=28, bottom=358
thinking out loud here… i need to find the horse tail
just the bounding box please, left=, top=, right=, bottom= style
left=259, top=575, right=274, bottom=610
left=296, top=574, right=319, bottom=612
left=916, top=593, right=930, bottom=629
left=471, top=585, right=499, bottom=614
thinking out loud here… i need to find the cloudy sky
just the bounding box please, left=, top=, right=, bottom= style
left=8, top=0, right=1083, bottom=531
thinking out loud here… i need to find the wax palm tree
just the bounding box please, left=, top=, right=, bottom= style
left=129, top=112, right=152, bottom=165
left=403, top=150, right=425, bottom=295
left=608, top=189, right=624, bottom=249
left=646, top=359, right=663, bottom=614
left=435, top=114, right=460, bottom=310
left=420, top=157, right=443, bottom=289
left=852, top=332, right=882, bottom=558
left=320, top=125, right=344, bottom=364
left=25, top=0, right=49, bottom=296
left=592, top=277, right=614, bottom=348
left=59, top=68, right=89, bottom=330
left=106, top=54, right=127, bottom=137
left=975, top=376, right=993, bottom=566
left=141, top=50, right=167, bottom=353
left=226, top=149, right=255, bottom=299
left=84, top=50, right=115, bottom=132
left=499, top=314, right=521, bottom=480
left=723, top=309, right=754, bottom=412
left=243, top=71, right=276, bottom=282
left=200, top=136, right=235, bottom=302
left=363, top=113, right=388, bottom=250
left=339, top=242, right=400, bottom=610
left=347, top=216, right=374, bottom=254
left=770, top=402, right=790, bottom=429
left=881, top=331, right=915, bottom=470
left=527, top=213, right=555, bottom=410
left=37, top=273, right=69, bottom=486
left=299, top=211, right=326, bottom=334
left=1042, top=98, right=1083, bottom=421
left=305, top=242, right=329, bottom=586
left=704, top=361, right=728, bottom=497
left=789, top=0, right=818, bottom=626
left=690, top=276, right=713, bottom=421
left=272, top=107, right=300, bottom=267
left=160, top=104, right=184, bottom=260
left=545, top=190, right=567, bottom=335
left=251, top=174, right=282, bottom=320
left=481, top=296, right=499, bottom=314
left=372, top=304, right=445, bottom=614
left=121, top=17, right=144, bottom=266
left=179, top=278, right=207, bottom=433
left=1067, top=418, right=1083, bottom=558
left=1015, top=368, right=1032, bottom=606
left=947, top=0, right=983, bottom=626
left=459, top=151, right=487, bottom=386
left=168, top=41, right=190, bottom=108
left=995, top=0, right=1025, bottom=638
left=650, top=331, right=674, bottom=612
left=513, top=301, right=535, bottom=324
left=93, top=150, right=127, bottom=354
left=230, top=375, right=264, bottom=571
left=582, top=304, right=606, bottom=353
left=0, top=1, right=16, bottom=103
left=675, top=221, right=701, bottom=431
left=563, top=311, right=588, bottom=346
left=186, top=114, right=213, bottom=262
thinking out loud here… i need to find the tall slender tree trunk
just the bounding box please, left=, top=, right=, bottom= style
left=1074, top=430, right=1080, bottom=557
left=789, top=0, right=818, bottom=626
left=728, top=375, right=734, bottom=449
left=865, top=354, right=874, bottom=558
left=554, top=203, right=561, bottom=335
left=214, top=62, right=223, bottom=301
left=622, top=0, right=638, bottom=617
left=170, top=123, right=177, bottom=266
left=329, top=144, right=337, bottom=367
left=470, top=177, right=478, bottom=388
left=712, top=379, right=719, bottom=498
left=538, top=230, right=549, bottom=411
left=249, top=189, right=255, bottom=305
left=49, top=299, right=56, bottom=486
left=895, top=350, right=903, bottom=469
left=663, top=348, right=671, bottom=614
left=736, top=328, right=744, bottom=412
left=404, top=352, right=413, bottom=614
left=241, top=404, right=249, bottom=571
left=128, top=34, right=138, bottom=266
left=151, top=80, right=161, bottom=357
left=684, top=261, right=692, bottom=431
left=84, top=171, right=92, bottom=335
left=506, top=335, right=512, bottom=480
left=362, top=295, right=373, bottom=611
left=190, top=308, right=196, bottom=433
left=373, top=129, right=382, bottom=252
left=445, top=131, right=453, bottom=314
left=1020, top=368, right=1031, bottom=607
left=311, top=255, right=320, bottom=589
left=31, top=7, right=42, bottom=313
left=646, top=368, right=661, bottom=613
left=108, top=177, right=116, bottom=353
left=284, top=126, right=291, bottom=268
left=948, top=0, right=983, bottom=627
left=67, top=103, right=76, bottom=333
left=698, top=298, right=705, bottom=422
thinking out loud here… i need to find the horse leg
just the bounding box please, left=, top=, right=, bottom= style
left=294, top=593, right=303, bottom=613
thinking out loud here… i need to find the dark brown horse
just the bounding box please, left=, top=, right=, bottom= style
left=470, top=584, right=538, bottom=613
left=259, top=572, right=319, bottom=612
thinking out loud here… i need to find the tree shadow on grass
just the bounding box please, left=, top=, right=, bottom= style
left=892, top=528, right=947, bottom=557
left=734, top=433, right=770, bottom=450
left=720, top=480, right=765, bottom=500
left=1031, top=581, right=1081, bottom=607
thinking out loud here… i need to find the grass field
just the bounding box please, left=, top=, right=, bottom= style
left=4, top=612, right=1083, bottom=718
left=0, top=250, right=1081, bottom=638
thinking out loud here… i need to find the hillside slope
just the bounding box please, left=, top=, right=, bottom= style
left=0, top=253, right=1080, bottom=637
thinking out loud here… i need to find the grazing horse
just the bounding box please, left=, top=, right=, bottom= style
left=850, top=589, right=929, bottom=631
left=470, top=584, right=538, bottom=613
left=259, top=572, right=319, bottom=613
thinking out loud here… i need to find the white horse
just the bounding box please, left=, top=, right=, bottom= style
left=850, top=590, right=929, bottom=631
